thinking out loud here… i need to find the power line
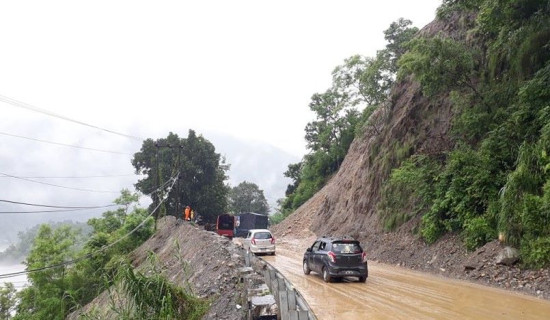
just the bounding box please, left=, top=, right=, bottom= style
left=0, top=174, right=137, bottom=179
left=0, top=131, right=133, bottom=155
left=0, top=208, right=112, bottom=214
left=0, top=94, right=144, bottom=141
left=0, top=199, right=117, bottom=209
left=0, top=173, right=179, bottom=280
left=0, top=172, right=121, bottom=194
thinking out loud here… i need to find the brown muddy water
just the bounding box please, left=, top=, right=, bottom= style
left=263, top=243, right=550, bottom=320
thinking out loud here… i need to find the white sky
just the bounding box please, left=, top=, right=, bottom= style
left=0, top=1, right=441, bottom=231
left=0, top=0, right=441, bottom=156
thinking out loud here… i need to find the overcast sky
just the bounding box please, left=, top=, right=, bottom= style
left=0, top=0, right=442, bottom=233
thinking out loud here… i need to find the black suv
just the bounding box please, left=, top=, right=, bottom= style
left=303, top=236, right=368, bottom=283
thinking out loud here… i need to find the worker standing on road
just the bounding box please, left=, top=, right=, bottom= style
left=190, top=209, right=195, bottom=221
left=185, top=205, right=191, bottom=221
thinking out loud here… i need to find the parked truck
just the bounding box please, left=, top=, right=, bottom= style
left=235, top=212, right=269, bottom=237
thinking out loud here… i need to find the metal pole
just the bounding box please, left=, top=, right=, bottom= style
left=155, top=143, right=160, bottom=231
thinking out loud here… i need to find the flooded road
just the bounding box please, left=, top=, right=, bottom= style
left=263, top=242, right=550, bottom=320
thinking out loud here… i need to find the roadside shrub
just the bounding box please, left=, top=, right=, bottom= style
left=421, top=210, right=445, bottom=244
left=521, top=236, right=550, bottom=268
left=463, top=215, right=496, bottom=251
left=116, top=261, right=209, bottom=320
left=379, top=155, right=441, bottom=231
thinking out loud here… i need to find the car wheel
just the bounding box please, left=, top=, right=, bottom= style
left=322, top=267, right=332, bottom=283
left=359, top=276, right=367, bottom=283
left=303, top=260, right=311, bottom=275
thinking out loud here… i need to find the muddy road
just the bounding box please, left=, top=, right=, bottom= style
left=262, top=238, right=550, bottom=320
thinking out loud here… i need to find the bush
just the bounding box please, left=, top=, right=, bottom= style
left=521, top=236, right=550, bottom=268
left=463, top=215, right=496, bottom=251
left=421, top=210, right=445, bottom=244
left=379, top=155, right=440, bottom=231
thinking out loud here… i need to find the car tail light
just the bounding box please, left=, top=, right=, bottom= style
left=270, top=237, right=275, bottom=244
left=328, top=251, right=336, bottom=263
left=361, top=251, right=367, bottom=263
left=251, top=238, right=256, bottom=245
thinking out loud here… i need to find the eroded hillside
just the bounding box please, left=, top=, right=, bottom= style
left=271, top=11, right=550, bottom=300
left=68, top=217, right=249, bottom=320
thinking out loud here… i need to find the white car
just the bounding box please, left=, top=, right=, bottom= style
left=243, top=229, right=276, bottom=255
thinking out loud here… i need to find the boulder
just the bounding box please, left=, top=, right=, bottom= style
left=496, top=247, right=520, bottom=266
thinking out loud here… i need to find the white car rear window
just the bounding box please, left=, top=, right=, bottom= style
left=254, top=232, right=272, bottom=239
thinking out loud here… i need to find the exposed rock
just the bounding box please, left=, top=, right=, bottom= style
left=496, top=247, right=520, bottom=266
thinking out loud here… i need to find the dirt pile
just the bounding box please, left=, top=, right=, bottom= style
left=271, top=13, right=550, bottom=301
left=68, top=217, right=250, bottom=320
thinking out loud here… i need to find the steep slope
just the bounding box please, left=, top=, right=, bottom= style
left=273, top=14, right=457, bottom=238
left=68, top=217, right=249, bottom=320
left=272, top=13, right=550, bottom=300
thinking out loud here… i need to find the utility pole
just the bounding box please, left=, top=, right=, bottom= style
left=176, top=145, right=182, bottom=220
left=154, top=143, right=160, bottom=231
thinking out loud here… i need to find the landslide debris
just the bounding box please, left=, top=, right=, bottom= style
left=68, top=217, right=249, bottom=320
left=271, top=11, right=550, bottom=301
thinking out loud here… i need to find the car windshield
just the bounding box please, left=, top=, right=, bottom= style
left=254, top=232, right=272, bottom=239
left=331, top=242, right=361, bottom=254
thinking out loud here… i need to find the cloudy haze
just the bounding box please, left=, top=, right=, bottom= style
left=0, top=0, right=441, bottom=239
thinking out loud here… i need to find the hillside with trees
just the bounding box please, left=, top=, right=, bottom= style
left=0, top=130, right=234, bottom=319
left=275, top=0, right=550, bottom=278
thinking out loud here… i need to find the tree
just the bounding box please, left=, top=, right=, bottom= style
left=14, top=225, right=79, bottom=320
left=282, top=18, right=420, bottom=214
left=398, top=35, right=477, bottom=97
left=284, top=162, right=302, bottom=196
left=0, top=283, right=16, bottom=320
left=383, top=18, right=419, bottom=74
left=132, top=130, right=229, bottom=223
left=228, top=181, right=269, bottom=215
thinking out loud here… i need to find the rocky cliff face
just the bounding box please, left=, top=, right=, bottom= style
left=271, top=13, right=550, bottom=300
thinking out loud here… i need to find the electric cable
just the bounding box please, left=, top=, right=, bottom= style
left=0, top=131, right=133, bottom=155
left=0, top=199, right=117, bottom=209
left=0, top=174, right=137, bottom=179
left=0, top=94, right=144, bottom=141
left=0, top=173, right=179, bottom=279
left=0, top=172, right=122, bottom=194
left=0, top=208, right=111, bottom=214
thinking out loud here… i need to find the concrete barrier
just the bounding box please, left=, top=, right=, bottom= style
left=245, top=251, right=317, bottom=320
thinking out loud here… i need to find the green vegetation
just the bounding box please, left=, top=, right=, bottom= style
left=377, top=0, right=550, bottom=267
left=0, top=221, right=91, bottom=265
left=132, top=130, right=229, bottom=223
left=0, top=283, right=16, bottom=320
left=228, top=181, right=269, bottom=215
left=2, top=130, right=232, bottom=318
left=9, top=190, right=154, bottom=320
left=107, top=260, right=208, bottom=320
left=1, top=189, right=207, bottom=319
left=274, top=1, right=550, bottom=268
left=277, top=19, right=419, bottom=220
left=379, top=155, right=441, bottom=231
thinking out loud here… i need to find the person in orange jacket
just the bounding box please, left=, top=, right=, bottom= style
left=184, top=206, right=191, bottom=221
